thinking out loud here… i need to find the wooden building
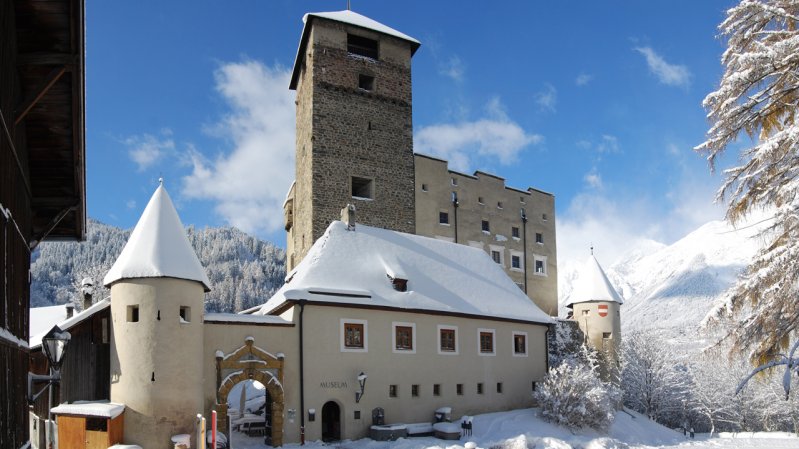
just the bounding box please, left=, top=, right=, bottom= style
left=1, top=0, right=86, bottom=447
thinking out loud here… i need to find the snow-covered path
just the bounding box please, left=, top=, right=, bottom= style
left=227, top=408, right=798, bottom=449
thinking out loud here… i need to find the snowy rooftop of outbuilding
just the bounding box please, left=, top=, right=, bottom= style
left=103, top=184, right=211, bottom=291
left=290, top=10, right=421, bottom=89
left=51, top=401, right=125, bottom=419
left=29, top=299, right=110, bottom=349
left=563, top=255, right=624, bottom=307
left=256, top=221, right=552, bottom=325
left=205, top=313, right=292, bottom=325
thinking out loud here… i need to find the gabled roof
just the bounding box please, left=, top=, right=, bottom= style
left=29, top=299, right=110, bottom=349
left=103, top=184, right=211, bottom=291
left=257, top=221, right=552, bottom=325
left=564, top=255, right=624, bottom=308
left=290, top=10, right=421, bottom=90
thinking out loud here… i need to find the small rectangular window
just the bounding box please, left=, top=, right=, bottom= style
left=439, top=211, right=449, bottom=225
left=482, top=220, right=490, bottom=232
left=351, top=176, right=374, bottom=199
left=514, top=334, right=527, bottom=355
left=344, top=323, right=365, bottom=348
left=127, top=305, right=139, bottom=323
left=179, top=306, right=190, bottom=323
left=451, top=177, right=458, bottom=186
left=511, top=255, right=521, bottom=269
left=477, top=383, right=484, bottom=394
left=491, top=250, right=501, bottom=264
left=440, top=328, right=456, bottom=352
left=497, top=201, right=503, bottom=209
left=535, top=260, right=545, bottom=274
left=412, top=384, right=419, bottom=397
left=511, top=226, right=520, bottom=238
left=389, top=385, right=397, bottom=397
left=358, top=74, right=374, bottom=91
left=354, top=410, right=361, bottom=420
left=536, top=233, right=544, bottom=244
left=497, top=382, right=503, bottom=394
left=348, top=34, right=378, bottom=59
left=421, top=183, right=428, bottom=192
left=603, top=332, right=612, bottom=339
left=532, top=381, right=537, bottom=392
left=433, top=384, right=441, bottom=396
left=582, top=309, right=589, bottom=316
left=456, top=384, right=464, bottom=395
left=520, top=196, right=526, bottom=204
left=478, top=196, right=484, bottom=204
left=480, top=331, right=494, bottom=353
left=542, top=213, right=548, bottom=221
left=85, top=417, right=107, bottom=432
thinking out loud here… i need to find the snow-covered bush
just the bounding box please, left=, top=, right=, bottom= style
left=533, top=356, right=619, bottom=431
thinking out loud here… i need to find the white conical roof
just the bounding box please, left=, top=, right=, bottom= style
left=103, top=184, right=211, bottom=291
left=564, top=255, right=623, bottom=308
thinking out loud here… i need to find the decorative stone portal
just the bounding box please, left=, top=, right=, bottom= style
left=216, top=337, right=285, bottom=447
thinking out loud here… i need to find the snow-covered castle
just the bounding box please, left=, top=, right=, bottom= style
left=28, top=9, right=622, bottom=449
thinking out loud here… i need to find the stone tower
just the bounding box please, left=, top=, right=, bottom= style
left=285, top=10, right=420, bottom=270
left=104, top=183, right=211, bottom=448
left=564, top=253, right=623, bottom=382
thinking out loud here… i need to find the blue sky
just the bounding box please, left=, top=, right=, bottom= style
left=86, top=0, right=738, bottom=266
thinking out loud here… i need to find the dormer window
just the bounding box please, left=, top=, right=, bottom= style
left=388, top=275, right=408, bottom=292
left=348, top=34, right=378, bottom=59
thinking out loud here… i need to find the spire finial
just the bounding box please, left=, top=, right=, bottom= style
left=347, top=0, right=351, bottom=10
left=158, top=177, right=164, bottom=186
left=590, top=244, right=594, bottom=256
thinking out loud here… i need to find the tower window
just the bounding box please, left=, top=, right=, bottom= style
left=542, top=213, right=548, bottom=221
left=478, top=196, right=484, bottom=204
left=482, top=220, right=490, bottom=232
left=389, top=385, right=397, bottom=397
left=456, top=384, right=464, bottom=395
left=477, top=383, right=484, bottom=394
left=433, top=384, right=441, bottom=396
left=491, top=250, right=501, bottom=264
left=451, top=177, right=458, bottom=186
left=512, top=226, right=520, bottom=238
left=412, top=384, right=419, bottom=397
left=536, top=233, right=544, bottom=244
left=127, top=305, right=139, bottom=323
left=351, top=176, right=374, bottom=199
left=421, top=183, right=428, bottom=192
left=439, top=211, right=449, bottom=225
left=603, top=332, right=612, bottom=339
left=497, top=201, right=503, bottom=209
left=179, top=306, right=191, bottom=323
left=348, top=34, right=378, bottom=59
left=358, top=74, right=375, bottom=91
left=511, top=255, right=521, bottom=269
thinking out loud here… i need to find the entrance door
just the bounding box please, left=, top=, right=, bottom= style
left=321, top=401, right=341, bottom=442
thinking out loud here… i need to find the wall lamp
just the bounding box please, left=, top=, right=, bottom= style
left=355, top=372, right=367, bottom=403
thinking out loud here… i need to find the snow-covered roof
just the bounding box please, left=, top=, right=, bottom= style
left=103, top=184, right=211, bottom=291
left=257, top=221, right=552, bottom=325
left=205, top=313, right=292, bottom=326
left=563, top=255, right=624, bottom=308
left=29, top=299, right=110, bottom=349
left=51, top=401, right=125, bottom=419
left=290, top=10, right=421, bottom=89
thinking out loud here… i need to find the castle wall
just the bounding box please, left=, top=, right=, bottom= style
left=109, top=278, right=205, bottom=449
left=414, top=155, right=559, bottom=315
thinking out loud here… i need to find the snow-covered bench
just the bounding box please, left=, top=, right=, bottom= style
left=406, top=422, right=434, bottom=436
left=433, top=422, right=461, bottom=440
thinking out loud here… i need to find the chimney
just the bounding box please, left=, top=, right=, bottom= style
left=65, top=304, right=74, bottom=319
left=81, top=277, right=95, bottom=311
left=341, top=204, right=356, bottom=231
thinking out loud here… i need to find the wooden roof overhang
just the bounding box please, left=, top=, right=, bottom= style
left=14, top=0, right=86, bottom=245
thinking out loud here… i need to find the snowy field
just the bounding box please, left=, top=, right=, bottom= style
left=228, top=408, right=798, bottom=449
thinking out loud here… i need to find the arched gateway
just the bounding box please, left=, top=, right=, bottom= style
left=215, top=337, right=285, bottom=446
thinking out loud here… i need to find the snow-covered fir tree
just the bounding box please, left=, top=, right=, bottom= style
left=30, top=218, right=285, bottom=313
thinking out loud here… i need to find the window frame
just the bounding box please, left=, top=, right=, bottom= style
left=535, top=232, right=544, bottom=244
left=511, top=226, right=520, bottom=238
left=392, top=322, right=416, bottom=354
left=510, top=250, right=524, bottom=272
left=437, top=325, right=459, bottom=355
left=347, top=33, right=379, bottom=59
left=534, top=254, right=548, bottom=276
left=340, top=319, right=368, bottom=352
left=489, top=245, right=504, bottom=267
left=358, top=73, right=375, bottom=91
left=350, top=176, right=375, bottom=200
left=439, top=211, right=450, bottom=225
left=478, top=328, right=496, bottom=356
left=512, top=331, right=528, bottom=357
left=481, top=219, right=490, bottom=233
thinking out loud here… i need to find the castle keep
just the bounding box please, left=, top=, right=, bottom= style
left=284, top=11, right=559, bottom=315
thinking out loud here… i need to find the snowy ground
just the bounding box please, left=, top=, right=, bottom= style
left=227, top=408, right=798, bottom=449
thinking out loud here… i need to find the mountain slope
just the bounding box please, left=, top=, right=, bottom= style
left=30, top=219, right=286, bottom=313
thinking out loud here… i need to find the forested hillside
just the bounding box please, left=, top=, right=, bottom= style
left=30, top=219, right=286, bottom=313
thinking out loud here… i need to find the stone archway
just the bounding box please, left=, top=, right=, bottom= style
left=215, top=337, right=285, bottom=447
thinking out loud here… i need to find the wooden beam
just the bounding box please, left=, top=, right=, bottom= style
left=16, top=52, right=75, bottom=66
left=14, top=65, right=68, bottom=126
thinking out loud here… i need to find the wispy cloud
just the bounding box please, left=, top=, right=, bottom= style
left=438, top=55, right=465, bottom=82
left=181, top=60, right=295, bottom=235
left=576, top=73, right=593, bottom=86
left=414, top=97, right=543, bottom=172
left=126, top=199, right=136, bottom=209
left=577, top=135, right=620, bottom=154
left=124, top=131, right=175, bottom=171
left=535, top=83, right=557, bottom=112
left=584, top=168, right=603, bottom=189
left=635, top=46, right=691, bottom=87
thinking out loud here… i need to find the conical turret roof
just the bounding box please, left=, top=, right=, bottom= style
left=564, top=254, right=623, bottom=308
left=103, top=183, right=211, bottom=291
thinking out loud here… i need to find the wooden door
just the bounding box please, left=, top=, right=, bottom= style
left=57, top=416, right=86, bottom=449
left=86, top=430, right=108, bottom=449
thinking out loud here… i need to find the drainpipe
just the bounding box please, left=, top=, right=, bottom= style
left=298, top=300, right=307, bottom=445
left=521, top=208, right=528, bottom=294
left=451, top=191, right=459, bottom=244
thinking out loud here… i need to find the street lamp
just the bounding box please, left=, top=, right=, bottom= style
left=355, top=372, right=367, bottom=403
left=29, top=325, right=71, bottom=449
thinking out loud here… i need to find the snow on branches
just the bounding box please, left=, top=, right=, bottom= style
left=696, top=0, right=799, bottom=365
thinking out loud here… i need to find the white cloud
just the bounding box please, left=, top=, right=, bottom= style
left=414, top=98, right=543, bottom=172
left=125, top=132, right=175, bottom=171
left=576, top=73, right=593, bottom=86
left=535, top=83, right=557, bottom=112
left=597, top=135, right=620, bottom=153
left=635, top=47, right=691, bottom=87
left=584, top=168, right=603, bottom=189
left=438, top=55, right=465, bottom=82
left=181, top=60, right=295, bottom=235
left=126, top=200, right=136, bottom=209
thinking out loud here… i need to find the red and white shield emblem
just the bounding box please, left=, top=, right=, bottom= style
left=598, top=304, right=608, bottom=317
